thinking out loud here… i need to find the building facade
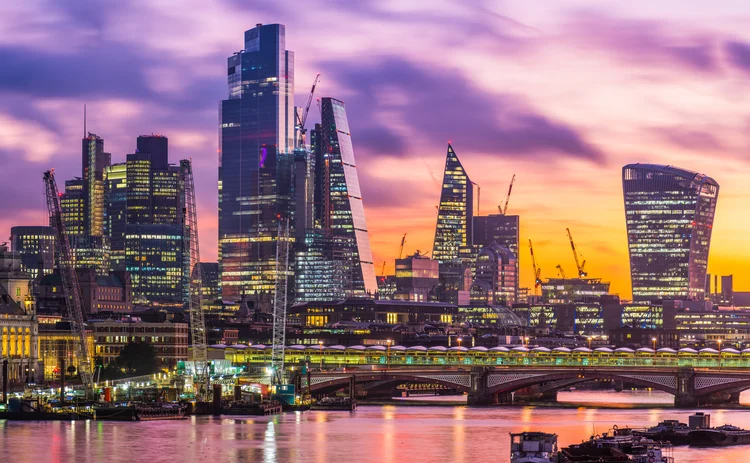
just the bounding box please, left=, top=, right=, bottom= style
left=91, top=318, right=189, bottom=368
left=10, top=226, right=55, bottom=281
left=218, top=23, right=295, bottom=305
left=473, top=214, right=519, bottom=299
left=432, top=144, right=474, bottom=264
left=622, top=164, right=719, bottom=301
left=470, top=241, right=517, bottom=307
left=394, top=253, right=439, bottom=302
left=315, top=97, right=377, bottom=296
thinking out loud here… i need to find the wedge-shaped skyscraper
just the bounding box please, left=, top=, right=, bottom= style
left=315, top=97, right=378, bottom=296
left=432, top=144, right=473, bottom=263
left=622, top=164, right=719, bottom=302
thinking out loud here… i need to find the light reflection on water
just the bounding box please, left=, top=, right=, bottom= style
left=2, top=391, right=750, bottom=462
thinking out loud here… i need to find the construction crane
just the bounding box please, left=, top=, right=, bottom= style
left=556, top=264, right=567, bottom=279
left=181, top=160, right=209, bottom=398
left=528, top=239, right=542, bottom=294
left=43, top=170, right=94, bottom=398
left=270, top=217, right=291, bottom=385
left=397, top=233, right=407, bottom=259
left=295, top=73, right=321, bottom=147
left=566, top=228, right=587, bottom=278
left=499, top=174, right=516, bottom=215
left=380, top=261, right=387, bottom=276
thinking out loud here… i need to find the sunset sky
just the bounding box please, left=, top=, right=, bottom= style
left=3, top=0, right=750, bottom=299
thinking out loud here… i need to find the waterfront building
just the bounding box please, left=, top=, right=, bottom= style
left=0, top=245, right=39, bottom=385
left=37, top=318, right=94, bottom=381
left=470, top=241, right=517, bottom=307
left=90, top=318, right=188, bottom=368
left=623, top=164, right=719, bottom=302
left=10, top=226, right=55, bottom=281
left=394, top=253, right=439, bottom=302
left=314, top=97, right=378, bottom=296
left=288, top=298, right=458, bottom=326
left=432, top=144, right=474, bottom=264
left=218, top=23, right=295, bottom=305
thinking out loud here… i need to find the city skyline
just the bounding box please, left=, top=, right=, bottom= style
left=4, top=2, right=750, bottom=298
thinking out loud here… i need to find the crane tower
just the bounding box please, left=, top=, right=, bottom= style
left=43, top=170, right=94, bottom=398
left=271, top=218, right=291, bottom=384
left=181, top=160, right=209, bottom=398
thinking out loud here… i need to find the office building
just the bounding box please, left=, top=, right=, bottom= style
left=294, top=231, right=348, bottom=302
left=473, top=213, right=519, bottom=299
left=623, top=164, right=719, bottom=301
left=394, top=253, right=439, bottom=302
left=433, top=144, right=473, bottom=264
left=125, top=223, right=184, bottom=306
left=218, top=23, right=296, bottom=305
left=470, top=241, right=517, bottom=307
left=314, top=97, right=377, bottom=296
left=10, top=226, right=55, bottom=280
left=82, top=133, right=110, bottom=237
left=60, top=178, right=85, bottom=238
left=541, top=277, right=610, bottom=304
left=37, top=269, right=132, bottom=315
left=105, top=162, right=128, bottom=270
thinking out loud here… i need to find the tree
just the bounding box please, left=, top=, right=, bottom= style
left=117, top=341, right=158, bottom=376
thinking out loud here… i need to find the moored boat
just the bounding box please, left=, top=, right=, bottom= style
left=689, top=425, right=750, bottom=447
left=633, top=420, right=691, bottom=446
left=509, top=432, right=558, bottom=463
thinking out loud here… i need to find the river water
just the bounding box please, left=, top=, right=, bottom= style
left=3, top=391, right=750, bottom=462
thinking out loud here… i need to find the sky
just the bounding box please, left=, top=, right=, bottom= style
left=3, top=0, right=750, bottom=299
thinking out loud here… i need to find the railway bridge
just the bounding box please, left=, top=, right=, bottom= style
left=307, top=366, right=750, bottom=407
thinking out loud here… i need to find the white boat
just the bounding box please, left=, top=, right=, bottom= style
left=510, top=432, right=558, bottom=463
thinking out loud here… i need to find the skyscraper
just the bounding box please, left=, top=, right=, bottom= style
left=315, top=97, right=378, bottom=296
left=218, top=23, right=295, bottom=305
left=432, top=144, right=474, bottom=264
left=82, top=133, right=110, bottom=237
left=622, top=164, right=719, bottom=302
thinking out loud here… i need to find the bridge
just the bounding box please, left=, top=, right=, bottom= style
left=306, top=367, right=750, bottom=407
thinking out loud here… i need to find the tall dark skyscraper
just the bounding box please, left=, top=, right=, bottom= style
left=622, top=164, right=719, bottom=302
left=218, top=23, right=295, bottom=304
left=312, top=97, right=377, bottom=296
left=432, top=144, right=474, bottom=264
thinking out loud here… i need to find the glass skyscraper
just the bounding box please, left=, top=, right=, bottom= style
left=432, top=144, right=474, bottom=264
left=622, top=164, right=719, bottom=302
left=10, top=226, right=56, bottom=280
left=218, top=23, right=295, bottom=305
left=315, top=97, right=378, bottom=296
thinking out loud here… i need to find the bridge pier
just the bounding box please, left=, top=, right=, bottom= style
left=674, top=367, right=698, bottom=408
left=513, top=385, right=542, bottom=403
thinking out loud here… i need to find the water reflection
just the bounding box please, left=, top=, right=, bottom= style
left=2, top=392, right=750, bottom=463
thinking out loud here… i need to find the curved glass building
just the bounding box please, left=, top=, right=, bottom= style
left=622, top=164, right=719, bottom=302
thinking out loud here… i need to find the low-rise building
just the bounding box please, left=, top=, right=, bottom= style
left=37, top=321, right=95, bottom=382
left=289, top=298, right=458, bottom=326
left=90, top=317, right=188, bottom=368
left=38, top=269, right=132, bottom=315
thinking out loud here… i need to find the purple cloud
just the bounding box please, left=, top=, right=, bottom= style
left=565, top=12, right=719, bottom=73
left=322, top=56, right=604, bottom=163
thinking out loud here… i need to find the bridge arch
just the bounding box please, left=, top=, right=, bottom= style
left=486, top=370, right=678, bottom=396
left=309, top=372, right=472, bottom=395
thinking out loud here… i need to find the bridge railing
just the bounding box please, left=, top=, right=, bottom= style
left=226, top=350, right=750, bottom=369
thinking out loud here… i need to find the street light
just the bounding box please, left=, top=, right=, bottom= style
left=652, top=337, right=657, bottom=352
left=587, top=336, right=592, bottom=350
left=456, top=337, right=462, bottom=364
left=386, top=339, right=392, bottom=369
left=718, top=339, right=723, bottom=367
left=318, top=341, right=324, bottom=369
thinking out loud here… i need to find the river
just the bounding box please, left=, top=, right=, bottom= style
left=3, top=391, right=750, bottom=462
